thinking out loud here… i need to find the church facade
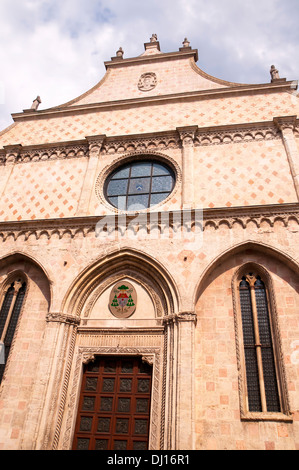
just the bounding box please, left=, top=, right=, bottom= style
left=0, top=36, right=298, bottom=450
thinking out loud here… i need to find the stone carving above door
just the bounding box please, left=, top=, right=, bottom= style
left=109, top=281, right=137, bottom=318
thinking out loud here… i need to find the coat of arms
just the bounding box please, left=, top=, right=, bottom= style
left=138, top=72, right=157, bottom=91
left=109, top=282, right=137, bottom=318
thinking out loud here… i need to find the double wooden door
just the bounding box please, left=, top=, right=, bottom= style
left=72, top=356, right=152, bottom=450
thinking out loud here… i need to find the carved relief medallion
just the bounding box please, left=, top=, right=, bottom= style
left=109, top=281, right=137, bottom=318
left=138, top=72, right=157, bottom=91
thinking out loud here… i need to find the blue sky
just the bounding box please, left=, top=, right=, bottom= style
left=0, top=0, right=298, bottom=131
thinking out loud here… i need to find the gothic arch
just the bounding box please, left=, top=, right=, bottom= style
left=193, top=240, right=299, bottom=306
left=0, top=251, right=52, bottom=308
left=61, top=247, right=180, bottom=318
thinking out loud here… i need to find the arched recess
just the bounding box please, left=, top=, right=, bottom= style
left=0, top=251, right=52, bottom=393
left=193, top=240, right=297, bottom=449
left=231, top=261, right=291, bottom=417
left=61, top=247, right=180, bottom=319
left=55, top=248, right=180, bottom=451
left=193, top=240, right=299, bottom=306
left=0, top=251, right=52, bottom=309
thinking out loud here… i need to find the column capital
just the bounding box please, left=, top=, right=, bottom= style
left=163, top=311, right=197, bottom=325
left=177, top=126, right=198, bottom=146
left=3, top=144, right=23, bottom=164
left=273, top=115, right=297, bottom=132
left=85, top=134, right=106, bottom=152
left=46, top=312, right=81, bottom=326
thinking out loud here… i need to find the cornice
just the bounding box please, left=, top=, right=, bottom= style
left=1, top=118, right=292, bottom=162
left=77, top=326, right=165, bottom=334
left=11, top=80, right=297, bottom=122
left=0, top=203, right=298, bottom=241
left=104, top=48, right=199, bottom=69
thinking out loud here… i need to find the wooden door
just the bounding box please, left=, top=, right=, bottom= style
left=72, top=356, right=152, bottom=450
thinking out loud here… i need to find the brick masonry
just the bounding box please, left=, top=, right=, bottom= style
left=0, top=37, right=298, bottom=450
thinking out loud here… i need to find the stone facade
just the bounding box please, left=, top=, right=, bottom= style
left=0, top=36, right=298, bottom=450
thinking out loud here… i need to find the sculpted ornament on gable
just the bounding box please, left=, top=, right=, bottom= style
left=138, top=72, right=157, bottom=92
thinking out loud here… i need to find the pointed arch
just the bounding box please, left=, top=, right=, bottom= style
left=0, top=251, right=53, bottom=308
left=231, top=261, right=290, bottom=416
left=193, top=240, right=295, bottom=420
left=193, top=240, right=299, bottom=306
left=61, top=247, right=180, bottom=318
left=0, top=251, right=52, bottom=383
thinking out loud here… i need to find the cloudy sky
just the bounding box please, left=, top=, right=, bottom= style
left=0, top=0, right=298, bottom=131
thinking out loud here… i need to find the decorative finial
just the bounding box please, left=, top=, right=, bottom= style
left=270, top=65, right=280, bottom=81
left=150, top=34, right=158, bottom=43
left=182, top=38, right=190, bottom=48
left=30, top=96, right=41, bottom=110
left=116, top=47, right=124, bottom=58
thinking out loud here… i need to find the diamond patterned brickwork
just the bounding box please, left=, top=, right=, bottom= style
left=0, top=92, right=298, bottom=149
left=0, top=157, right=87, bottom=221
left=67, top=57, right=227, bottom=107
left=193, top=139, right=297, bottom=208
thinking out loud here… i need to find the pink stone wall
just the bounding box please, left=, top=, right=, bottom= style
left=0, top=258, right=50, bottom=450
left=193, top=139, right=297, bottom=208
left=0, top=92, right=298, bottom=148
left=0, top=157, right=87, bottom=221
left=195, top=250, right=299, bottom=450
left=68, top=57, right=227, bottom=108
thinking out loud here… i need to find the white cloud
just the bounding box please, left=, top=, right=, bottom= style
left=0, top=0, right=298, bottom=132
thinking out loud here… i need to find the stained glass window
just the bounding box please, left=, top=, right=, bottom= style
left=106, top=161, right=175, bottom=211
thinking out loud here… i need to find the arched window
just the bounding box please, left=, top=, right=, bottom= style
left=239, top=273, right=281, bottom=413
left=0, top=278, right=27, bottom=383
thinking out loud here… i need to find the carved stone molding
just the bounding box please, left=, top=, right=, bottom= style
left=273, top=115, right=297, bottom=132
left=138, top=72, right=157, bottom=92
left=94, top=150, right=182, bottom=213
left=61, top=345, right=163, bottom=450
left=81, top=270, right=165, bottom=321
left=1, top=118, right=291, bottom=166
left=177, top=126, right=198, bottom=147
left=195, top=125, right=280, bottom=147
left=1, top=142, right=88, bottom=165
left=163, top=311, right=197, bottom=325
left=101, top=133, right=181, bottom=155
left=0, top=203, right=298, bottom=242
left=46, top=312, right=81, bottom=326
left=231, top=262, right=292, bottom=421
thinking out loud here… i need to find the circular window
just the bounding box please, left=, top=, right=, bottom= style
left=105, top=160, right=175, bottom=211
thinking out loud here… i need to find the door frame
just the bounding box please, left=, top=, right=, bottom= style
left=59, top=344, right=164, bottom=450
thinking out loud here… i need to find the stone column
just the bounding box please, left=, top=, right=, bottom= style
left=163, top=312, right=197, bottom=450
left=76, top=135, right=106, bottom=216
left=175, top=312, right=197, bottom=450
left=29, top=313, right=80, bottom=450
left=177, top=126, right=198, bottom=209
left=274, top=116, right=299, bottom=200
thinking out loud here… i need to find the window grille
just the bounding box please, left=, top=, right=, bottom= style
left=105, top=160, right=175, bottom=211
left=0, top=279, right=26, bottom=383
left=239, top=274, right=280, bottom=413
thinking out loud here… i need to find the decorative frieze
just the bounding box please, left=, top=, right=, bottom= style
left=0, top=141, right=88, bottom=165
left=101, top=132, right=181, bottom=155
left=194, top=125, right=280, bottom=146
left=0, top=119, right=292, bottom=166
left=46, top=312, right=81, bottom=326
left=0, top=204, right=298, bottom=242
